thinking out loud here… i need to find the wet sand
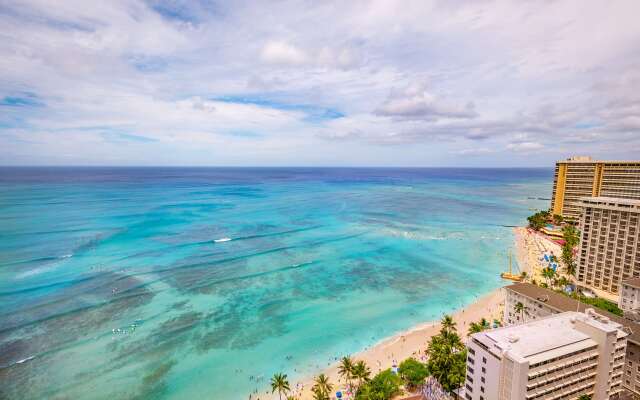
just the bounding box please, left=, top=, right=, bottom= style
left=277, top=229, right=549, bottom=399
left=292, top=289, right=505, bottom=399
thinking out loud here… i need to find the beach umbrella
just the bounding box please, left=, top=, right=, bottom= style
left=336, top=391, right=342, bottom=399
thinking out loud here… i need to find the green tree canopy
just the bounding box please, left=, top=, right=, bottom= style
left=527, top=210, right=550, bottom=230
left=398, top=358, right=429, bottom=390
left=426, top=319, right=467, bottom=392
left=355, top=369, right=402, bottom=400
left=352, top=360, right=371, bottom=391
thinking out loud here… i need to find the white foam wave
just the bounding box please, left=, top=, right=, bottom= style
left=381, top=228, right=464, bottom=241
left=214, top=237, right=232, bottom=243
left=15, top=356, right=35, bottom=365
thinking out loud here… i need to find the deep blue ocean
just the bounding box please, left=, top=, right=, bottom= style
left=0, top=167, right=552, bottom=399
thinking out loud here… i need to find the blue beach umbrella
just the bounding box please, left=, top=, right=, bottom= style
left=336, top=391, right=342, bottom=398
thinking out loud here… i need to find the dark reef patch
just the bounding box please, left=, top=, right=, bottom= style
left=0, top=272, right=154, bottom=399
left=142, top=360, right=176, bottom=386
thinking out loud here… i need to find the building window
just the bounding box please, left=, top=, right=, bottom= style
left=481, top=376, right=485, bottom=383
left=482, top=357, right=487, bottom=364
left=482, top=367, right=486, bottom=373
left=481, top=386, right=485, bottom=393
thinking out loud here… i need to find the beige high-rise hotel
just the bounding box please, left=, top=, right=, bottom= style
left=576, top=197, right=640, bottom=295
left=550, top=157, right=640, bottom=221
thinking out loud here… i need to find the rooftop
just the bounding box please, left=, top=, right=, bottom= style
left=623, top=278, right=640, bottom=289
left=578, top=196, right=640, bottom=207
left=558, top=156, right=640, bottom=164
left=505, top=283, right=640, bottom=343
left=479, top=312, right=599, bottom=360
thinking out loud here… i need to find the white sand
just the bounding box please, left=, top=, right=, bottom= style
left=271, top=229, right=552, bottom=399
left=513, top=226, right=562, bottom=283
left=292, top=289, right=505, bottom=399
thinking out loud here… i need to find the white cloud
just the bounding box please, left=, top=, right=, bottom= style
left=1, top=0, right=640, bottom=166
left=507, top=142, right=544, bottom=152
left=260, top=41, right=308, bottom=65
left=375, top=83, right=477, bottom=120
left=454, top=147, right=495, bottom=156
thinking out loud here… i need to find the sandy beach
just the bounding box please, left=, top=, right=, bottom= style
left=286, top=228, right=551, bottom=399
left=513, top=226, right=562, bottom=283
left=291, top=289, right=505, bottom=399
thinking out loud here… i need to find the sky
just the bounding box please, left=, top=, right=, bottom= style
left=1, top=0, right=640, bottom=167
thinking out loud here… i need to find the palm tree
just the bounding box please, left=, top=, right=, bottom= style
left=352, top=360, right=371, bottom=390
left=440, top=314, right=456, bottom=333
left=270, top=373, right=290, bottom=400
left=567, top=262, right=576, bottom=277
left=311, top=387, right=327, bottom=400
left=514, top=301, right=526, bottom=322
left=338, top=356, right=354, bottom=387
left=467, top=322, right=483, bottom=335
left=577, top=395, right=591, bottom=400
left=542, top=267, right=556, bottom=287
left=467, top=317, right=491, bottom=335
left=520, top=271, right=528, bottom=281
left=312, top=374, right=333, bottom=398
left=286, top=396, right=298, bottom=400
left=558, top=276, right=569, bottom=289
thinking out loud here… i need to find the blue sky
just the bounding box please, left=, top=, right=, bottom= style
left=1, top=0, right=639, bottom=166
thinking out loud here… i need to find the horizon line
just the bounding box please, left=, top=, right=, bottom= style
left=0, top=165, right=554, bottom=169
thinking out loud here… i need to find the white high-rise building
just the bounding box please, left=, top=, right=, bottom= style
left=463, top=311, right=627, bottom=400
left=575, top=196, right=640, bottom=296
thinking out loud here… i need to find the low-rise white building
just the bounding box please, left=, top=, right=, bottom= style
left=504, top=283, right=640, bottom=397
left=463, top=310, right=628, bottom=400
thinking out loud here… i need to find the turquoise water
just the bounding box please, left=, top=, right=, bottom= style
left=0, top=167, right=551, bottom=399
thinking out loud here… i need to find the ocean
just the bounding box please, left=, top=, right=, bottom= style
left=0, top=167, right=552, bottom=399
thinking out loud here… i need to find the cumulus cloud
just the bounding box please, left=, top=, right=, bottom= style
left=259, top=40, right=361, bottom=70
left=260, top=41, right=308, bottom=65
left=1, top=0, right=640, bottom=166
left=375, top=83, right=477, bottom=120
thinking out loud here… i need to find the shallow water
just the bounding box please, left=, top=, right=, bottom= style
left=0, top=167, right=551, bottom=399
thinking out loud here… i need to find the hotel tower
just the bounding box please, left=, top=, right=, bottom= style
left=462, top=310, right=628, bottom=400
left=575, top=197, right=640, bottom=296
left=550, top=157, right=640, bottom=221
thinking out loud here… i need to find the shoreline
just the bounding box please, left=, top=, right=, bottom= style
left=292, top=289, right=505, bottom=399
left=513, top=226, right=562, bottom=283
left=287, top=227, right=544, bottom=399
